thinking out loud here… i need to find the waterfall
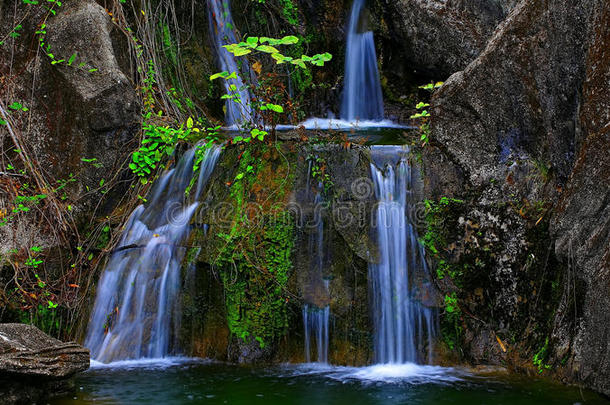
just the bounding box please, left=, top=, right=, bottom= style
left=369, top=146, right=436, bottom=364
left=303, top=304, right=330, bottom=364
left=85, top=146, right=221, bottom=363
left=341, top=0, right=384, bottom=121
left=302, top=167, right=330, bottom=364
left=208, top=0, right=253, bottom=126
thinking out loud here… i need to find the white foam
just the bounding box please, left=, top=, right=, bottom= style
left=288, top=362, right=463, bottom=385
left=224, top=118, right=408, bottom=133
left=89, top=357, right=206, bottom=370
left=297, top=118, right=407, bottom=130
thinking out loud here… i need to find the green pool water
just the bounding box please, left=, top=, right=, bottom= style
left=51, top=359, right=608, bottom=405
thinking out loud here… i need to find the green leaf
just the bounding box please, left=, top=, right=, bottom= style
left=256, top=45, right=279, bottom=54
left=67, top=52, right=76, bottom=66
left=246, top=36, right=259, bottom=47
left=186, top=117, right=194, bottom=129
left=291, top=59, right=306, bottom=69
left=210, top=71, right=229, bottom=80
left=280, top=35, right=299, bottom=45
left=265, top=103, right=284, bottom=113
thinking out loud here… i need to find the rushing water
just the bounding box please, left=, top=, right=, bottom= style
left=302, top=167, right=331, bottom=364
left=208, top=0, right=253, bottom=125
left=303, top=305, right=330, bottom=364
left=84, top=146, right=221, bottom=363
left=52, top=361, right=608, bottom=405
left=369, top=146, right=436, bottom=364
left=341, top=0, right=384, bottom=121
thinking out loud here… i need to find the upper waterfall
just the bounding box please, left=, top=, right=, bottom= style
left=208, top=0, right=253, bottom=126
left=85, top=146, right=221, bottom=363
left=340, top=0, right=385, bottom=121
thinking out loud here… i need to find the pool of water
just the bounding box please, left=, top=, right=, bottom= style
left=51, top=359, right=608, bottom=405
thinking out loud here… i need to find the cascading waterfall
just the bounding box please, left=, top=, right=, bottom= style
left=341, top=0, right=384, bottom=121
left=369, top=146, right=436, bottom=364
left=303, top=303, right=330, bottom=364
left=302, top=167, right=330, bottom=364
left=208, top=0, right=253, bottom=126
left=85, top=146, right=221, bottom=363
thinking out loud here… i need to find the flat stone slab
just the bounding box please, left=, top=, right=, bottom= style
left=0, top=323, right=89, bottom=379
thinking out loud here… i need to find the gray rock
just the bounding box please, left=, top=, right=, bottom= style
left=379, top=0, right=516, bottom=79
left=0, top=323, right=89, bottom=378
left=550, top=4, right=610, bottom=394
left=0, top=0, right=139, bottom=256
left=425, top=0, right=610, bottom=396
left=431, top=0, right=593, bottom=186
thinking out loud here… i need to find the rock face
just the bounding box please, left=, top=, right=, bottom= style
left=424, top=0, right=610, bottom=396
left=550, top=2, right=610, bottom=394
left=432, top=0, right=593, bottom=186
left=0, top=0, right=139, bottom=256
left=0, top=0, right=139, bottom=329
left=0, top=323, right=89, bottom=403
left=378, top=0, right=517, bottom=81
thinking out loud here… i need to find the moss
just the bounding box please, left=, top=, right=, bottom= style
left=212, top=144, right=297, bottom=347
left=277, top=0, right=299, bottom=26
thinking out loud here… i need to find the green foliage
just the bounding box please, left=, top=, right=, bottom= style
left=130, top=107, right=219, bottom=183
left=422, top=197, right=468, bottom=351
left=410, top=82, right=443, bottom=145
left=308, top=155, right=334, bottom=192
left=421, top=197, right=464, bottom=257
left=213, top=145, right=296, bottom=347
left=533, top=338, right=552, bottom=373
left=215, top=36, right=332, bottom=70
left=442, top=292, right=462, bottom=350
left=278, top=0, right=299, bottom=25
left=217, top=215, right=295, bottom=345
left=211, top=35, right=331, bottom=130
left=20, top=304, right=63, bottom=337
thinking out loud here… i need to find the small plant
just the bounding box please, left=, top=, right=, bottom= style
left=410, top=82, right=443, bottom=146
left=210, top=35, right=332, bottom=133
left=308, top=155, right=334, bottom=192
left=533, top=338, right=552, bottom=373
left=442, top=292, right=462, bottom=350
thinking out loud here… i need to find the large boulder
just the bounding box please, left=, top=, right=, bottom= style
left=550, top=2, right=610, bottom=394
left=431, top=0, right=593, bottom=186
left=378, top=0, right=517, bottom=82
left=0, top=0, right=139, bottom=255
left=0, top=323, right=89, bottom=403
left=424, top=0, right=610, bottom=396
left=0, top=323, right=89, bottom=378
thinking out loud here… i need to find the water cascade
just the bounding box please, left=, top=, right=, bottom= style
left=208, top=0, right=253, bottom=126
left=303, top=304, right=330, bottom=364
left=302, top=167, right=330, bottom=364
left=369, top=146, right=436, bottom=364
left=85, top=146, right=221, bottom=363
left=341, top=0, right=385, bottom=121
